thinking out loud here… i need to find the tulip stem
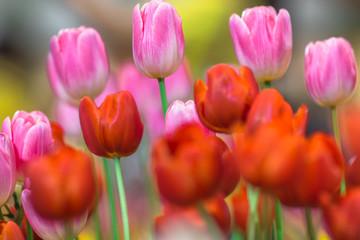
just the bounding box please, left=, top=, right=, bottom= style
left=247, top=184, right=260, bottom=240
left=0, top=209, right=4, bottom=220
left=103, top=158, right=120, bottom=240
left=275, top=199, right=283, bottom=240
left=264, top=81, right=271, bottom=89
left=331, top=106, right=346, bottom=196
left=157, top=78, right=168, bottom=118
left=27, top=219, right=34, bottom=240
left=197, top=203, right=223, bottom=239
left=305, top=208, right=315, bottom=240
left=114, top=157, right=130, bottom=240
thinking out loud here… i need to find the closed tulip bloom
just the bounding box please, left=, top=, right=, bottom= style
left=229, top=6, right=292, bottom=82
left=26, top=146, right=95, bottom=219
left=21, top=187, right=87, bottom=240
left=0, top=221, right=25, bottom=240
left=152, top=124, right=223, bottom=206
left=79, top=91, right=143, bottom=158
left=132, top=0, right=184, bottom=78
left=305, top=37, right=357, bottom=106
left=1, top=111, right=54, bottom=176
left=194, top=64, right=259, bottom=134
left=47, top=26, right=109, bottom=105
left=165, top=100, right=213, bottom=136
left=0, top=134, right=16, bottom=207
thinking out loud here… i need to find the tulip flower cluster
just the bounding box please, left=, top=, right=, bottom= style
left=1, top=0, right=360, bottom=240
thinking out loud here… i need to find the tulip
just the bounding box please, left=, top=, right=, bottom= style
left=194, top=64, right=259, bottom=133
left=117, top=60, right=192, bottom=140
left=132, top=0, right=184, bottom=79
left=21, top=187, right=87, bottom=240
left=229, top=6, right=292, bottom=82
left=0, top=221, right=25, bottom=240
left=25, top=146, right=95, bottom=219
left=155, top=194, right=231, bottom=239
left=0, top=133, right=16, bottom=207
left=304, top=37, right=357, bottom=106
left=245, top=88, right=308, bottom=136
left=1, top=111, right=54, bottom=177
left=79, top=91, right=143, bottom=158
left=151, top=124, right=223, bottom=206
left=165, top=100, right=213, bottom=136
left=321, top=188, right=360, bottom=240
left=47, top=26, right=109, bottom=105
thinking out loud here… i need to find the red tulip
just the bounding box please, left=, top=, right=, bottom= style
left=79, top=91, right=143, bottom=158
left=194, top=64, right=258, bottom=133
left=26, top=146, right=95, bottom=219
left=151, top=124, right=223, bottom=206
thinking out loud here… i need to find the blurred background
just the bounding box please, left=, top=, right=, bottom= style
left=1, top=0, right=360, bottom=132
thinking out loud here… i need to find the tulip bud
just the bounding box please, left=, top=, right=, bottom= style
left=0, top=221, right=25, bottom=240
left=79, top=91, right=143, bottom=159
left=47, top=26, right=110, bottom=105
left=0, top=133, right=16, bottom=207
left=26, top=146, right=95, bottom=219
left=194, top=64, right=259, bottom=134
left=1, top=111, right=54, bottom=177
left=229, top=6, right=292, bottom=82
left=132, top=0, right=185, bottom=78
left=304, top=37, right=357, bottom=106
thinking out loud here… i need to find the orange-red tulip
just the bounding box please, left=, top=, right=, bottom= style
left=152, top=124, right=223, bottom=206
left=245, top=88, right=308, bottom=136
left=194, top=64, right=258, bottom=133
left=26, top=146, right=95, bottom=219
left=321, top=188, right=360, bottom=240
left=79, top=91, right=143, bottom=158
left=0, top=221, right=25, bottom=240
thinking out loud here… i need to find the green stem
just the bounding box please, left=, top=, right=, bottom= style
left=4, top=205, right=13, bottom=218
left=27, top=219, right=34, bottom=240
left=103, top=158, right=119, bottom=240
left=331, top=106, right=346, bottom=196
left=93, top=199, right=102, bottom=240
left=275, top=199, right=283, bottom=240
left=157, top=78, right=168, bottom=118
left=114, top=157, right=130, bottom=240
left=0, top=209, right=4, bottom=221
left=197, top=203, right=223, bottom=239
left=90, top=157, right=102, bottom=240
left=247, top=184, right=260, bottom=240
left=305, top=208, right=315, bottom=240
left=231, top=229, right=245, bottom=240
left=264, top=81, right=271, bottom=89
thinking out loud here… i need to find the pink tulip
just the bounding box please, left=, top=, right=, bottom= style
left=0, top=133, right=16, bottom=207
left=21, top=187, right=87, bottom=240
left=132, top=0, right=185, bottom=78
left=304, top=37, right=357, bottom=106
left=165, top=100, right=213, bottom=136
left=117, top=60, right=192, bottom=139
left=229, top=6, right=292, bottom=82
left=47, top=26, right=110, bottom=105
left=1, top=111, right=53, bottom=177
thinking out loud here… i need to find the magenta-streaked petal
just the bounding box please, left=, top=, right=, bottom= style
left=21, top=189, right=88, bottom=240
left=0, top=133, right=16, bottom=206
left=1, top=117, right=12, bottom=142
left=132, top=4, right=145, bottom=75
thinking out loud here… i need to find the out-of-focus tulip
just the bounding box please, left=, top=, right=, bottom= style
left=152, top=124, right=223, bottom=206
left=165, top=100, right=213, bottom=136
left=22, top=187, right=87, bottom=240
left=155, top=194, right=231, bottom=239
left=304, top=37, right=357, bottom=106
left=321, top=188, right=360, bottom=240
left=47, top=26, right=109, bottom=105
left=0, top=134, right=16, bottom=207
left=275, top=132, right=344, bottom=206
left=132, top=0, right=184, bottom=78
left=0, top=221, right=25, bottom=240
left=230, top=182, right=275, bottom=234
left=1, top=111, right=53, bottom=177
left=79, top=91, right=143, bottom=158
left=117, top=60, right=192, bottom=140
left=26, top=146, right=95, bottom=219
left=245, top=88, right=308, bottom=136
left=194, top=64, right=259, bottom=133
left=229, top=6, right=292, bottom=82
